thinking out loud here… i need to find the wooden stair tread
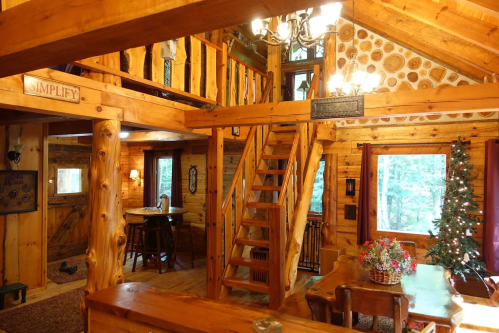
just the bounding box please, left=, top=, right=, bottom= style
left=223, top=277, right=270, bottom=294
left=235, top=238, right=269, bottom=247
left=262, top=154, right=289, bottom=160
left=247, top=202, right=273, bottom=209
left=229, top=257, right=269, bottom=270
left=252, top=185, right=281, bottom=191
left=256, top=169, right=285, bottom=175
left=271, top=126, right=297, bottom=133
left=266, top=140, right=294, bottom=145
left=241, top=219, right=270, bottom=228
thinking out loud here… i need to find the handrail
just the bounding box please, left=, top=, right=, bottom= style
left=221, top=126, right=257, bottom=217
left=277, top=133, right=300, bottom=205
left=260, top=72, right=273, bottom=103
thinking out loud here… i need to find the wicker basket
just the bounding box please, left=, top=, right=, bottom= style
left=370, top=269, right=402, bottom=285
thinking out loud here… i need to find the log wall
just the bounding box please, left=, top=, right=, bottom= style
left=325, top=119, right=499, bottom=262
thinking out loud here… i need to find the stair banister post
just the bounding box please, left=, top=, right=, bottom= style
left=269, top=204, right=286, bottom=310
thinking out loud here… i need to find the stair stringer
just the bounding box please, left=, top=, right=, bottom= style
left=283, top=138, right=324, bottom=297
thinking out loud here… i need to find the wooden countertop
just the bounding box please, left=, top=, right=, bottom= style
left=86, top=282, right=360, bottom=333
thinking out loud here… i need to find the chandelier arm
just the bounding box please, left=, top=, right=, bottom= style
left=253, top=38, right=285, bottom=47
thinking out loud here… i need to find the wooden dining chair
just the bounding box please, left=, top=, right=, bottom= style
left=335, top=285, right=409, bottom=333
left=419, top=322, right=436, bottom=333
left=399, top=241, right=418, bottom=259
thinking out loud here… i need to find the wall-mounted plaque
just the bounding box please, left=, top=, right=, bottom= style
left=311, top=95, right=364, bottom=120
left=23, top=75, right=80, bottom=104
left=0, top=170, right=38, bottom=215
left=345, top=204, right=357, bottom=220
left=346, top=179, right=356, bottom=196
left=189, top=165, right=198, bottom=195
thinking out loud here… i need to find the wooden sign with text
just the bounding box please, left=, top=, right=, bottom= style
left=23, top=75, right=80, bottom=104
left=0, top=170, right=38, bottom=215
left=311, top=95, right=364, bottom=119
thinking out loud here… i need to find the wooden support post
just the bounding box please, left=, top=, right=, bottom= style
left=207, top=128, right=223, bottom=300
left=210, top=30, right=223, bottom=46
left=101, top=52, right=122, bottom=87
left=269, top=205, right=285, bottom=310
left=267, top=18, right=281, bottom=102
left=313, top=64, right=321, bottom=99
left=81, top=119, right=126, bottom=317
left=322, top=154, right=338, bottom=246
left=322, top=31, right=336, bottom=98
left=216, top=43, right=228, bottom=106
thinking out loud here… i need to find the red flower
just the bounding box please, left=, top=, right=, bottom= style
left=389, top=237, right=394, bottom=242
left=390, top=260, right=399, bottom=269
left=363, top=241, right=370, bottom=247
left=402, top=251, right=409, bottom=259
left=379, top=241, right=386, bottom=246
left=359, top=256, right=364, bottom=263
left=368, top=244, right=373, bottom=249
left=411, top=262, right=417, bottom=270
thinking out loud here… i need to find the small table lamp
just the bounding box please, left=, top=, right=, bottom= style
left=297, top=80, right=310, bottom=100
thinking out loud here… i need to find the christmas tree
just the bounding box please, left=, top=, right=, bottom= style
left=424, top=137, right=484, bottom=280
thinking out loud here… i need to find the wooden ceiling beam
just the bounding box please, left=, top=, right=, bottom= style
left=48, top=120, right=142, bottom=137
left=341, top=0, right=497, bottom=80
left=0, top=109, right=69, bottom=125
left=451, top=0, right=499, bottom=19
left=375, top=0, right=499, bottom=54
left=0, top=0, right=341, bottom=77
left=184, top=83, right=499, bottom=128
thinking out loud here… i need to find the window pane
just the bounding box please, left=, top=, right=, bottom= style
left=294, top=73, right=308, bottom=101
left=377, top=155, right=446, bottom=234
left=310, top=160, right=325, bottom=212
left=291, top=43, right=308, bottom=61
left=57, top=168, right=82, bottom=194
left=157, top=158, right=173, bottom=201
left=315, top=41, right=324, bottom=58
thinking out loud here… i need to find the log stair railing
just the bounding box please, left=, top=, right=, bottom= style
left=220, top=123, right=300, bottom=310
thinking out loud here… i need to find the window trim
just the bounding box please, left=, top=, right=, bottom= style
left=370, top=145, right=450, bottom=249
left=153, top=151, right=173, bottom=205
left=53, top=164, right=88, bottom=196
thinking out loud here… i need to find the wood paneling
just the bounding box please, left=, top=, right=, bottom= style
left=329, top=120, right=498, bottom=260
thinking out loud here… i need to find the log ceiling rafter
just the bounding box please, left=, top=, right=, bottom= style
left=374, top=0, right=499, bottom=55
left=451, top=0, right=499, bottom=20
left=0, top=0, right=344, bottom=78
left=340, top=0, right=497, bottom=81
left=184, top=83, right=499, bottom=128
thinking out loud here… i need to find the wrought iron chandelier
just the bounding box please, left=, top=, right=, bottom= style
left=251, top=3, right=342, bottom=50
left=327, top=0, right=380, bottom=96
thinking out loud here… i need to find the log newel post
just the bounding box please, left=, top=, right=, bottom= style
left=269, top=205, right=285, bottom=310
left=80, top=119, right=126, bottom=321
left=207, top=128, right=223, bottom=300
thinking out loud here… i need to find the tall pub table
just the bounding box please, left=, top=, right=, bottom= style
left=125, top=207, right=188, bottom=268
left=306, top=255, right=463, bottom=333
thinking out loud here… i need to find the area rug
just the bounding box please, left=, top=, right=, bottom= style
left=47, top=258, right=87, bottom=284
left=0, top=287, right=84, bottom=333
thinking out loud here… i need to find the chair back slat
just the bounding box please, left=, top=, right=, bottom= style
left=335, top=285, right=409, bottom=333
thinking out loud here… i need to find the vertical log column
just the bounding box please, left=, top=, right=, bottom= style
left=207, top=128, right=223, bottom=300
left=267, top=18, right=281, bottom=102
left=322, top=31, right=336, bottom=98
left=322, top=154, right=338, bottom=245
left=81, top=120, right=126, bottom=316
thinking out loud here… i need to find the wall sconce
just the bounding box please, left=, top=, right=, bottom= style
left=346, top=179, right=355, bottom=196
left=7, top=144, right=26, bottom=164
left=130, top=169, right=141, bottom=186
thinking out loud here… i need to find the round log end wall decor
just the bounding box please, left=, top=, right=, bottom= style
left=388, top=77, right=397, bottom=87
left=358, top=54, right=369, bottom=65
left=419, top=69, right=427, bottom=76
left=360, top=41, right=372, bottom=52
left=407, top=72, right=418, bottom=82
left=397, top=81, right=414, bottom=91
left=338, top=43, right=346, bottom=53
left=447, top=73, right=459, bottom=82
left=383, top=54, right=405, bottom=73
left=408, top=57, right=422, bottom=70
left=397, top=72, right=406, bottom=79
left=367, top=64, right=376, bottom=73
left=339, top=24, right=355, bottom=42
left=345, top=46, right=358, bottom=60
left=383, top=42, right=394, bottom=53
left=404, top=51, right=412, bottom=58
left=189, top=165, right=198, bottom=194
left=374, top=39, right=383, bottom=48
left=357, top=29, right=368, bottom=39
left=338, top=58, right=347, bottom=69
left=418, top=79, right=433, bottom=90
left=371, top=49, right=383, bottom=62
left=423, top=61, right=432, bottom=69
left=457, top=80, right=470, bottom=86
left=429, top=67, right=447, bottom=82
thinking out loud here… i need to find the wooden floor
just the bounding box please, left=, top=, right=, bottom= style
left=0, top=252, right=496, bottom=333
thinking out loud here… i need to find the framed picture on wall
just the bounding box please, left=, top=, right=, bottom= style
left=0, top=170, right=38, bottom=215
left=232, top=127, right=240, bottom=137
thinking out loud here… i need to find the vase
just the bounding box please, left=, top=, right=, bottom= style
left=370, top=269, right=402, bottom=285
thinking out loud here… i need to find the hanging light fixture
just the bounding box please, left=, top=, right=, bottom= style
left=251, top=3, right=342, bottom=51
left=327, top=0, right=380, bottom=96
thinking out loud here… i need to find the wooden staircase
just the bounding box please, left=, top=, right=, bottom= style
left=220, top=125, right=300, bottom=309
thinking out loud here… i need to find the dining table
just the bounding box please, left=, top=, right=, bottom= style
left=306, top=255, right=463, bottom=333
left=125, top=207, right=188, bottom=268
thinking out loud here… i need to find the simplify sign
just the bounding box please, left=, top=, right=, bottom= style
left=23, top=75, right=80, bottom=104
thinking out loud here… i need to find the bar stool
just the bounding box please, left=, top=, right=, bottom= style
left=173, top=221, right=195, bottom=268
left=132, top=225, right=170, bottom=274
left=123, top=216, right=144, bottom=265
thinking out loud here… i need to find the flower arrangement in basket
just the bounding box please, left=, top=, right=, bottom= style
left=359, top=238, right=417, bottom=285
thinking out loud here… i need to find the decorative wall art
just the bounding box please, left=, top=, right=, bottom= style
left=189, top=165, right=198, bottom=195
left=346, top=179, right=356, bottom=196
left=0, top=170, right=38, bottom=215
